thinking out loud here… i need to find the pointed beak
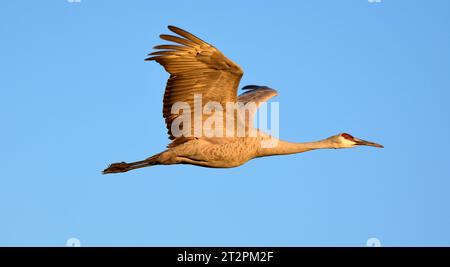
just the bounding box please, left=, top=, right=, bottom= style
left=354, top=138, right=384, bottom=148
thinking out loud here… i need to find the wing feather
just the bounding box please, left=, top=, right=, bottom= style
left=146, top=26, right=243, bottom=146
left=237, top=85, right=278, bottom=127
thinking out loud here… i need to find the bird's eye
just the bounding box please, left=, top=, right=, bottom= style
left=341, top=133, right=354, bottom=140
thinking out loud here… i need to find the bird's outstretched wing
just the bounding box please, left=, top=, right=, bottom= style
left=238, top=85, right=278, bottom=109
left=237, top=85, right=278, bottom=127
left=146, top=26, right=243, bottom=146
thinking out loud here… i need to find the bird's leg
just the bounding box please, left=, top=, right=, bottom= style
left=102, top=153, right=163, bottom=174
left=102, top=160, right=149, bottom=174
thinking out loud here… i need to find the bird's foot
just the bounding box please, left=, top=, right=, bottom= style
left=102, top=162, right=130, bottom=174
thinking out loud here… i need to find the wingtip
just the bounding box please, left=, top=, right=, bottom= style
left=242, top=85, right=260, bottom=90
left=240, top=85, right=278, bottom=96
left=168, top=25, right=185, bottom=32
left=168, top=25, right=184, bottom=34
left=242, top=85, right=272, bottom=90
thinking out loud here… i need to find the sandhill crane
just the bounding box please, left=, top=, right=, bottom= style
left=103, top=26, right=382, bottom=174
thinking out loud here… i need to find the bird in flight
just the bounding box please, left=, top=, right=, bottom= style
left=103, top=26, right=382, bottom=174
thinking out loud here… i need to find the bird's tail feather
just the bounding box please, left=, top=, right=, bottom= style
left=102, top=153, right=161, bottom=174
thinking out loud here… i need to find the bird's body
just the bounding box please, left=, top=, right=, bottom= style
left=103, top=26, right=382, bottom=174
left=158, top=137, right=263, bottom=168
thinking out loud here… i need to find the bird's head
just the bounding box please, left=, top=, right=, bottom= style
left=327, top=133, right=384, bottom=149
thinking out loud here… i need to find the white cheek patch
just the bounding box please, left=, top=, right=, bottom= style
left=339, top=136, right=356, bottom=147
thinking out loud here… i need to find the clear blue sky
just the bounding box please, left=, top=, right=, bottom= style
left=1, top=0, right=450, bottom=246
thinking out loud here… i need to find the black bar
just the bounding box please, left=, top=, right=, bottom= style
left=0, top=247, right=449, bottom=265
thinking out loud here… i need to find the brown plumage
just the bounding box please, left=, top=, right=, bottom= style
left=103, top=26, right=382, bottom=174
left=147, top=26, right=243, bottom=146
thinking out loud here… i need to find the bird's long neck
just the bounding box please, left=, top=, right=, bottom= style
left=258, top=138, right=334, bottom=157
